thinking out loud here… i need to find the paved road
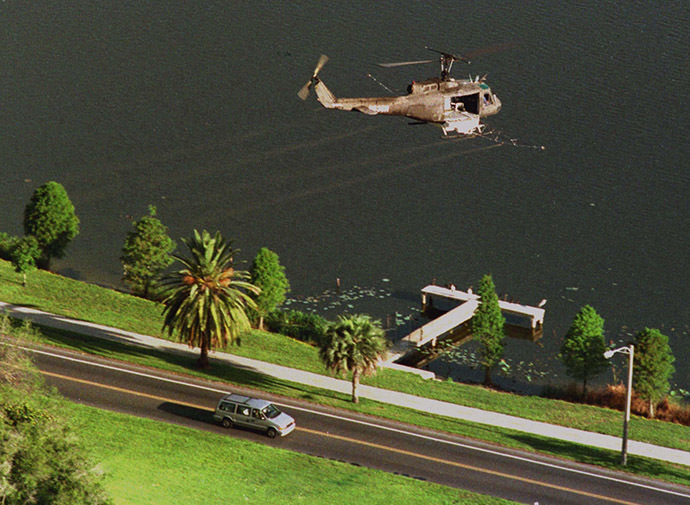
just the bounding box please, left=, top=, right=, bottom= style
left=29, top=344, right=690, bottom=505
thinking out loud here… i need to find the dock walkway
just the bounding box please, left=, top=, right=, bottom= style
left=389, top=285, right=546, bottom=365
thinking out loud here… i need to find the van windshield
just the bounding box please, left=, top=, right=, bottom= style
left=263, top=404, right=281, bottom=419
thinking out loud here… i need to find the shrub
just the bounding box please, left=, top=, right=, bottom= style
left=0, top=341, right=112, bottom=504
left=0, top=232, right=19, bottom=261
left=542, top=383, right=690, bottom=426
left=656, top=398, right=690, bottom=425
left=265, top=310, right=329, bottom=346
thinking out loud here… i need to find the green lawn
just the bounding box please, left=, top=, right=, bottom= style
left=0, top=261, right=163, bottom=336
left=2, top=260, right=690, bottom=485
left=68, top=400, right=517, bottom=505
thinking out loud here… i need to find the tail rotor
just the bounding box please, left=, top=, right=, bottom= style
left=298, top=54, right=329, bottom=100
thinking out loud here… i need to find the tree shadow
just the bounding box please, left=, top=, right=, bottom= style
left=507, top=432, right=690, bottom=484
left=21, top=321, right=347, bottom=403
left=0, top=269, right=22, bottom=286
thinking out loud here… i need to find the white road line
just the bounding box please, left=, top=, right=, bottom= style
left=21, top=344, right=690, bottom=500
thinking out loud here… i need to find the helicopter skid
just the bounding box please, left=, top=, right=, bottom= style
left=440, top=111, right=483, bottom=136
left=442, top=133, right=479, bottom=140
left=440, top=123, right=485, bottom=138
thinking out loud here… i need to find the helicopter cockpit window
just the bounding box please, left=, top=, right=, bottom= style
left=483, top=93, right=493, bottom=105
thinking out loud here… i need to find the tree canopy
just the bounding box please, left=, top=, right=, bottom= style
left=559, top=305, right=608, bottom=397
left=0, top=339, right=112, bottom=505
left=160, top=230, right=259, bottom=368
left=633, top=328, right=675, bottom=418
left=471, top=274, right=505, bottom=386
left=23, top=181, right=79, bottom=270
left=120, top=205, right=176, bottom=299
left=319, top=314, right=389, bottom=403
left=249, top=247, right=290, bottom=330
left=10, top=235, right=40, bottom=286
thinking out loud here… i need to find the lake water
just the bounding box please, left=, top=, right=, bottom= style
left=1, top=2, right=688, bottom=392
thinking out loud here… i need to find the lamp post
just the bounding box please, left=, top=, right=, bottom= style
left=603, top=344, right=634, bottom=465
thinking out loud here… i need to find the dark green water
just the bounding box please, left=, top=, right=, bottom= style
left=1, top=2, right=688, bottom=390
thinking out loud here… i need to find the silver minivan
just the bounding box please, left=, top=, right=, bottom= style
left=213, top=393, right=296, bottom=438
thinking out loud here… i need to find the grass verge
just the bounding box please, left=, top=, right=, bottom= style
left=68, top=400, right=517, bottom=505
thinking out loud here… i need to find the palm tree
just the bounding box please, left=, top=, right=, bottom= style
left=160, top=230, right=259, bottom=368
left=319, top=314, right=389, bottom=403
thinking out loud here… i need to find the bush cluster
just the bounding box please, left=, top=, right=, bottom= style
left=0, top=341, right=112, bottom=504
left=265, top=309, right=329, bottom=346
left=0, top=232, right=17, bottom=261
left=544, top=383, right=690, bottom=426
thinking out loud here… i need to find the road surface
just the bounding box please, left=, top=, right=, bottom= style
left=28, top=345, right=690, bottom=505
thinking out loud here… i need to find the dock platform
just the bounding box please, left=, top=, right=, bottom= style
left=388, top=285, right=545, bottom=367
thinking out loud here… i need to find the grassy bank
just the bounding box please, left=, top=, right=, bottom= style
left=8, top=325, right=690, bottom=486
left=67, top=400, right=516, bottom=505
left=0, top=261, right=163, bottom=336
left=2, top=261, right=690, bottom=484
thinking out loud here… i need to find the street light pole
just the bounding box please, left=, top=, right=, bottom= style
left=604, top=344, right=634, bottom=466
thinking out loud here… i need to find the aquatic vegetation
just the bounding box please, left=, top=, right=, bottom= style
left=283, top=284, right=395, bottom=314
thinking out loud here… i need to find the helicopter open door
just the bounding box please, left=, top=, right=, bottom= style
left=449, top=94, right=480, bottom=114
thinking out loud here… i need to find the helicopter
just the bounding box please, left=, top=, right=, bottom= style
left=297, top=47, right=502, bottom=137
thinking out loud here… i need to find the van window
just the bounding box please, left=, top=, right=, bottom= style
left=238, top=406, right=250, bottom=417
left=220, top=402, right=236, bottom=413
left=252, top=409, right=263, bottom=419
left=263, top=404, right=281, bottom=419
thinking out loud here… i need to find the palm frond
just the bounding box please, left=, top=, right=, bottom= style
left=160, top=230, right=260, bottom=357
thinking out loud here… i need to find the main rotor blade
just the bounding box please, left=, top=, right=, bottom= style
left=463, top=42, right=517, bottom=60
left=297, top=80, right=311, bottom=101
left=425, top=46, right=470, bottom=63
left=377, top=59, right=435, bottom=68
left=313, top=54, right=329, bottom=77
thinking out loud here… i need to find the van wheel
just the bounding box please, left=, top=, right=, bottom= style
left=266, top=427, right=277, bottom=438
left=222, top=418, right=233, bottom=429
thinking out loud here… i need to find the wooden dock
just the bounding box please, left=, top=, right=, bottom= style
left=388, top=285, right=545, bottom=367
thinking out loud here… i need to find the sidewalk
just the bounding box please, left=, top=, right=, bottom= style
left=2, top=300, right=689, bottom=467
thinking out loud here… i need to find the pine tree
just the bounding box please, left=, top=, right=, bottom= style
left=559, top=305, right=608, bottom=397
left=471, top=274, right=505, bottom=386
left=10, top=235, right=41, bottom=286
left=249, top=247, right=290, bottom=330
left=120, top=205, right=176, bottom=299
left=633, top=328, right=675, bottom=418
left=23, top=181, right=79, bottom=270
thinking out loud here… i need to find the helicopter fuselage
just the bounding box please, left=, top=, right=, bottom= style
left=313, top=76, right=501, bottom=135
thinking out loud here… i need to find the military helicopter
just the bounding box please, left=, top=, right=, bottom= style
left=298, top=47, right=502, bottom=136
